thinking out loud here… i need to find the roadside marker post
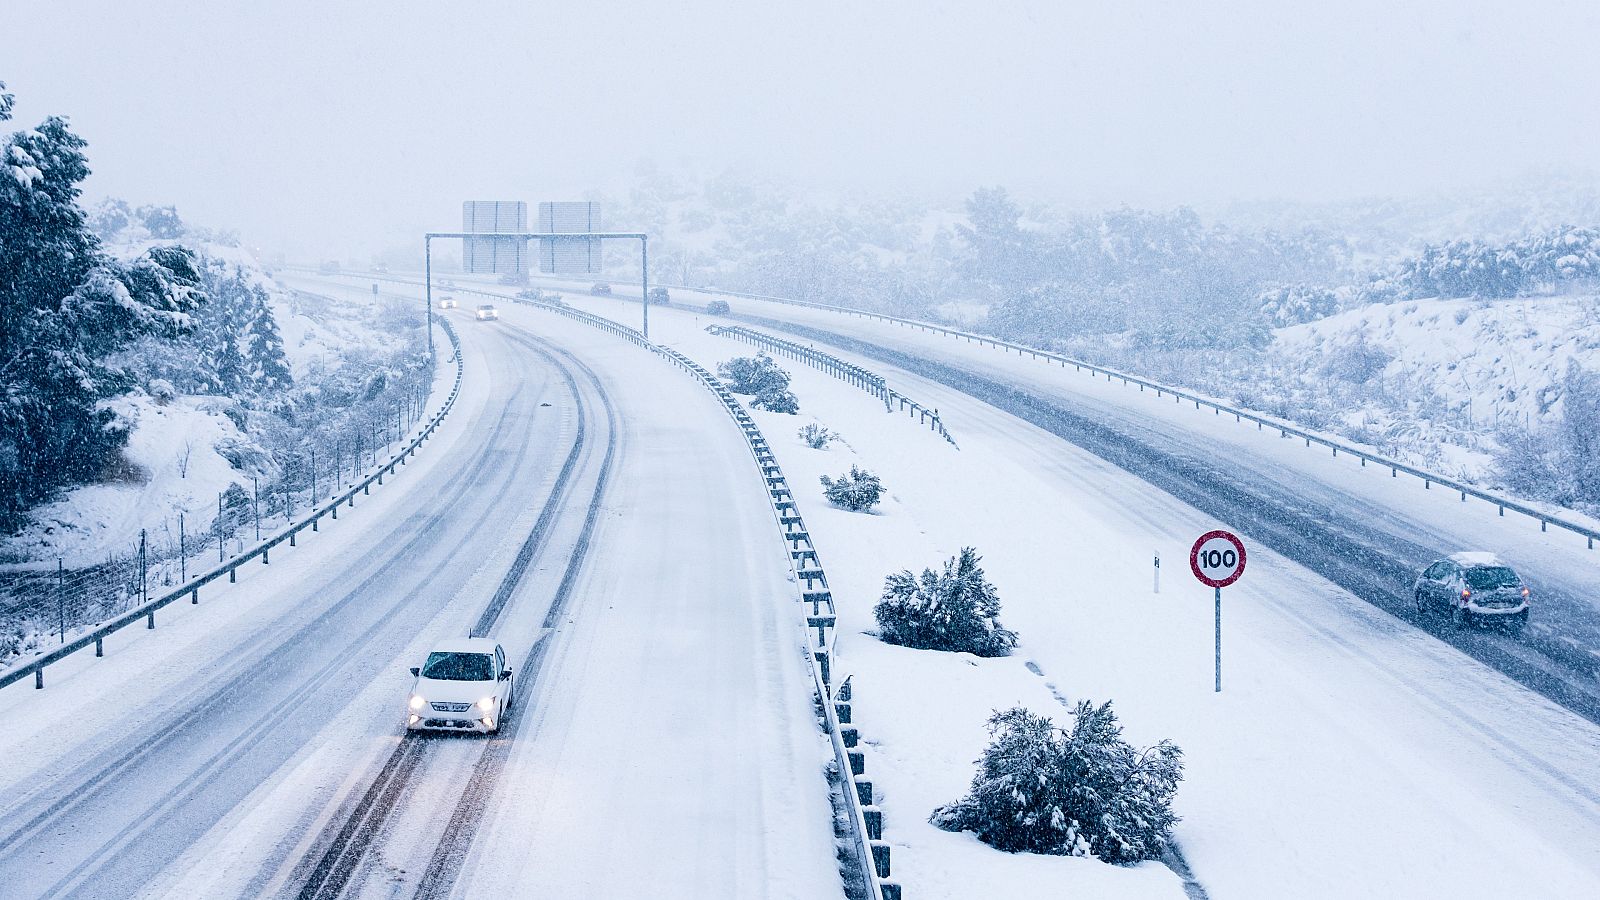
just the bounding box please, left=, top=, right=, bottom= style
left=1189, top=530, right=1246, bottom=693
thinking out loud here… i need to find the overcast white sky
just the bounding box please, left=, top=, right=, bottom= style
left=3, top=1, right=1597, bottom=259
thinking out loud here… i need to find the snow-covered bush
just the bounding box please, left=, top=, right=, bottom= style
left=931, top=703, right=1183, bottom=864
left=706, top=299, right=731, bottom=315
left=1495, top=360, right=1600, bottom=513
left=873, top=546, right=1016, bottom=656
left=147, top=379, right=177, bottom=406
left=1258, top=283, right=1341, bottom=326
left=717, top=352, right=790, bottom=395
left=820, top=465, right=883, bottom=511
left=798, top=423, right=837, bottom=448
left=752, top=385, right=800, bottom=413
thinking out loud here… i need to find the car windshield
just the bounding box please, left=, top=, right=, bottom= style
left=421, top=652, right=494, bottom=681
left=1464, top=566, right=1520, bottom=590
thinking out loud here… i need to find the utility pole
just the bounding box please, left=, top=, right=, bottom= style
left=139, top=529, right=148, bottom=605
left=310, top=445, right=317, bottom=500
left=253, top=476, right=261, bottom=541
left=425, top=237, right=434, bottom=365
left=179, top=512, right=186, bottom=583
left=57, top=558, right=64, bottom=644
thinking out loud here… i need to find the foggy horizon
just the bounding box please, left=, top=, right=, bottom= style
left=4, top=0, right=1599, bottom=259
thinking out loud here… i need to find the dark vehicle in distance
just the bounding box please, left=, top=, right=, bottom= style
left=706, top=299, right=731, bottom=315
left=1413, top=552, right=1529, bottom=633
left=590, top=282, right=612, bottom=295
left=648, top=287, right=670, bottom=305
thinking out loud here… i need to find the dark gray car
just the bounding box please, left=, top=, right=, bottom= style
left=1413, top=552, right=1530, bottom=634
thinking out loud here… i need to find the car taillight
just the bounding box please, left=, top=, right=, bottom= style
left=1461, top=589, right=1471, bottom=600
left=1522, top=587, right=1530, bottom=599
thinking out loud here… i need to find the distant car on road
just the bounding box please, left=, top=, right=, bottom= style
left=1413, top=552, right=1529, bottom=633
left=648, top=287, right=670, bottom=305
left=475, top=303, right=499, bottom=321
left=439, top=278, right=457, bottom=290
left=407, top=638, right=514, bottom=733
left=706, top=300, right=731, bottom=316
left=436, top=296, right=457, bottom=309
left=590, top=282, right=612, bottom=296
left=515, top=288, right=564, bottom=305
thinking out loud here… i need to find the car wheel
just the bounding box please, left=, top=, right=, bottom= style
left=1451, top=605, right=1470, bottom=629
left=1414, top=589, right=1428, bottom=616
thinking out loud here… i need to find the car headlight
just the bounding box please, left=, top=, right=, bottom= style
left=477, top=696, right=495, bottom=711
left=409, top=694, right=426, bottom=710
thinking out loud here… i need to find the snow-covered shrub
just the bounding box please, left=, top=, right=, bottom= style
left=820, top=465, right=883, bottom=511
left=798, top=423, right=837, bottom=449
left=1495, top=360, right=1600, bottom=513
left=717, top=352, right=790, bottom=395
left=706, top=299, right=731, bottom=315
left=752, top=385, right=800, bottom=413
left=873, top=546, right=1016, bottom=656
left=147, top=379, right=177, bottom=406
left=1258, top=283, right=1341, bottom=327
left=931, top=703, right=1182, bottom=864
left=1322, top=335, right=1391, bottom=383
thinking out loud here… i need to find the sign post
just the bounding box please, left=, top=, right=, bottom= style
left=1189, top=530, right=1246, bottom=693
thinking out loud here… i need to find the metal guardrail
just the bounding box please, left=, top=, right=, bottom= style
left=322, top=264, right=1600, bottom=544
left=626, top=280, right=1600, bottom=551
left=707, top=325, right=957, bottom=448
left=653, top=345, right=899, bottom=900
left=0, top=319, right=465, bottom=691
left=479, top=289, right=900, bottom=899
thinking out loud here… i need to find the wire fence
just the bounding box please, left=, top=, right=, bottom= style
left=0, top=335, right=451, bottom=665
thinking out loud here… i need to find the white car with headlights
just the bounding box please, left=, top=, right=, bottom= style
left=436, top=295, right=457, bottom=309
left=406, top=638, right=514, bottom=733
left=475, top=303, right=499, bottom=321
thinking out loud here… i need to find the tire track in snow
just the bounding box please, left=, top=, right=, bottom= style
left=288, top=329, right=617, bottom=900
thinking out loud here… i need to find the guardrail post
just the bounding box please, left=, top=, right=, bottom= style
left=263, top=548, right=270, bottom=565
left=229, top=566, right=236, bottom=583
left=881, top=882, right=902, bottom=900
left=191, top=587, right=199, bottom=605
left=863, top=806, right=883, bottom=840
left=35, top=668, right=43, bottom=689
left=870, top=840, right=891, bottom=878
left=147, top=609, right=155, bottom=629
left=95, top=637, right=103, bottom=657
left=855, top=776, right=873, bottom=807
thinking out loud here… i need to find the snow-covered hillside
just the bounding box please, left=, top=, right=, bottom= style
left=1277, top=294, right=1600, bottom=433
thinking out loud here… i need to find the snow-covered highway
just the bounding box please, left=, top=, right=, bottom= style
left=0, top=277, right=840, bottom=899
left=504, top=281, right=1600, bottom=898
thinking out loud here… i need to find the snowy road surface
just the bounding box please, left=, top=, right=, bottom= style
left=526, top=278, right=1600, bottom=722
left=0, top=278, right=839, bottom=899
left=540, top=287, right=1600, bottom=899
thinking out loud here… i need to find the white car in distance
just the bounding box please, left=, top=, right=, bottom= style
left=436, top=295, right=457, bottom=309
left=475, top=303, right=499, bottom=321
left=406, top=638, right=514, bottom=733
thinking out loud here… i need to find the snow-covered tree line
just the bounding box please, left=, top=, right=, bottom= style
left=113, top=249, right=293, bottom=401
left=1360, top=225, right=1600, bottom=303
left=0, top=81, right=204, bottom=527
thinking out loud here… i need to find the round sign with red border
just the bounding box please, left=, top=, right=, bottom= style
left=1190, top=530, right=1246, bottom=588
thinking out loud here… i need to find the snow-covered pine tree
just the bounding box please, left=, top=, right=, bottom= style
left=242, top=284, right=292, bottom=394
left=0, top=83, right=203, bottom=524
left=872, top=546, right=1017, bottom=656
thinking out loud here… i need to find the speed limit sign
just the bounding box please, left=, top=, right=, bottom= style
left=1190, top=530, right=1246, bottom=693
left=1190, top=530, right=1246, bottom=587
